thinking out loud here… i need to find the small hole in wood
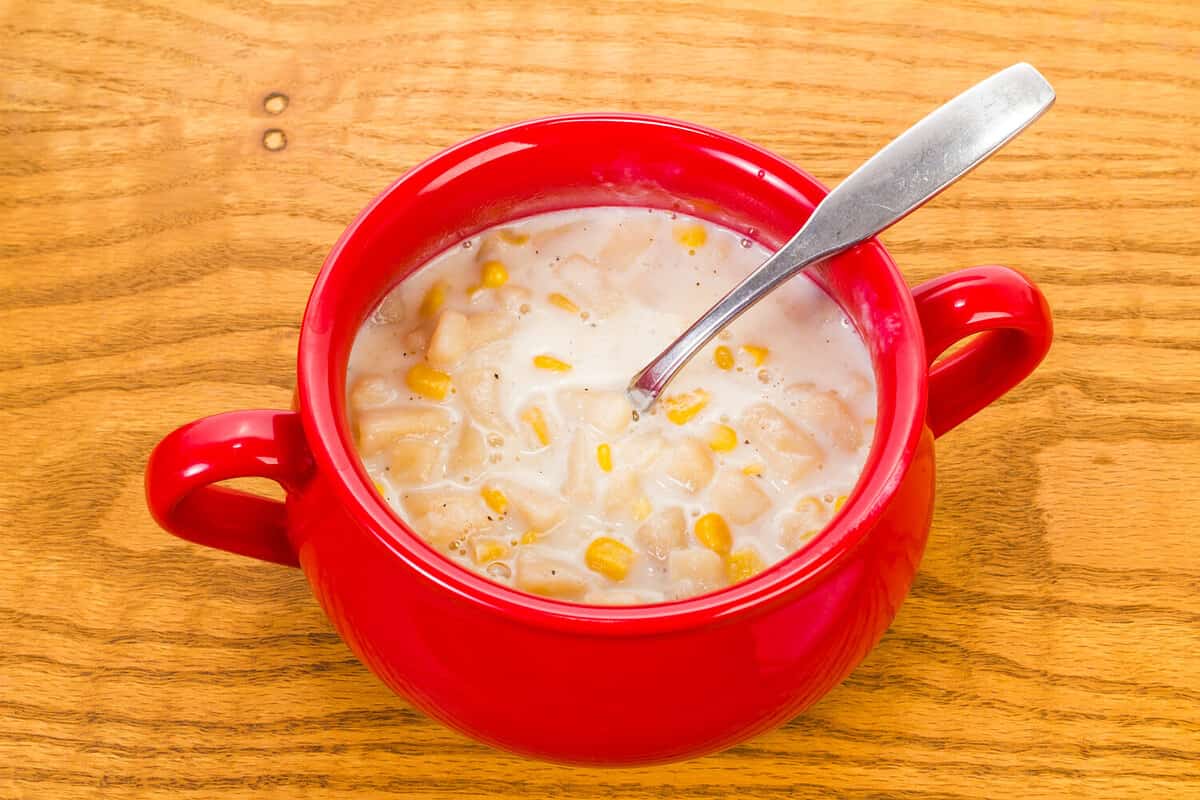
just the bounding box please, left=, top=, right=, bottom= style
left=263, top=92, right=289, bottom=115
left=262, top=128, right=287, bottom=151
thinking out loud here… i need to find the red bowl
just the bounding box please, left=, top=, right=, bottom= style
left=145, top=114, right=1052, bottom=765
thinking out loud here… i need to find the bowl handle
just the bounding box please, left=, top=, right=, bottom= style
left=911, top=265, right=1052, bottom=437
left=144, top=410, right=313, bottom=566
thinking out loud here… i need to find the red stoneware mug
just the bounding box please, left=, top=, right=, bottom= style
left=145, top=115, right=1052, bottom=765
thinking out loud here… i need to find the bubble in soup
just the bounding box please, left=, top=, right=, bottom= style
left=347, top=207, right=876, bottom=605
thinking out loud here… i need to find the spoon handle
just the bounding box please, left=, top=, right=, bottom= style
left=628, top=63, right=1055, bottom=411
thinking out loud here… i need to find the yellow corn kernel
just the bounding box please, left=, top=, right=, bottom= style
left=673, top=223, right=708, bottom=249
left=498, top=229, right=529, bottom=245
left=405, top=363, right=452, bottom=401
left=481, top=260, right=509, bottom=288
left=481, top=486, right=508, bottom=516
left=372, top=479, right=388, bottom=496
left=727, top=549, right=765, bottom=583
left=521, top=406, right=551, bottom=446
left=834, top=494, right=848, bottom=512
left=742, top=463, right=764, bottom=476
left=419, top=281, right=448, bottom=317
left=708, top=423, right=738, bottom=452
left=548, top=292, right=579, bottom=313
left=472, top=539, right=510, bottom=565
left=664, top=388, right=711, bottom=425
left=714, top=345, right=735, bottom=370
left=520, top=530, right=540, bottom=545
left=865, top=417, right=876, bottom=426
left=741, top=344, right=769, bottom=366
left=585, top=536, right=635, bottom=582
left=533, top=354, right=572, bottom=372
left=632, top=495, right=653, bottom=522
left=596, top=443, right=613, bottom=472
left=694, top=512, right=732, bottom=554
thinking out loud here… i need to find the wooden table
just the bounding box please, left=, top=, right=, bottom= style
left=2, top=1, right=1197, bottom=797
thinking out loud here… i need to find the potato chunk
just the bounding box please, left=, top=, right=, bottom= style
left=503, top=482, right=568, bottom=532
left=457, top=367, right=509, bottom=432
left=468, top=311, right=516, bottom=347
left=427, top=310, right=470, bottom=369
left=662, top=436, right=714, bottom=493
left=604, top=472, right=649, bottom=521
left=448, top=424, right=486, bottom=480
left=561, top=389, right=633, bottom=437
left=786, top=383, right=863, bottom=451
left=709, top=469, right=771, bottom=524
left=357, top=406, right=454, bottom=456
left=667, top=548, right=725, bottom=595
left=739, top=403, right=823, bottom=482
left=515, top=550, right=588, bottom=599
left=563, top=429, right=596, bottom=503
left=348, top=373, right=395, bottom=413
left=635, top=507, right=686, bottom=559
left=403, top=490, right=491, bottom=548
left=388, top=439, right=441, bottom=483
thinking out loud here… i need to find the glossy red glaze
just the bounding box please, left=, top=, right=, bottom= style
left=145, top=115, right=1052, bottom=765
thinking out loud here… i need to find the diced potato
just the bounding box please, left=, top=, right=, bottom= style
left=632, top=496, right=653, bottom=522
left=471, top=537, right=510, bottom=565
left=786, top=383, right=863, bottom=451
left=595, top=218, right=657, bottom=269
left=780, top=496, right=830, bottom=551
left=427, top=310, right=470, bottom=369
left=585, top=536, right=635, bottom=581
left=584, top=589, right=649, bottom=605
left=503, top=482, right=568, bottom=531
left=563, top=429, right=595, bottom=503
left=467, top=311, right=516, bottom=347
left=404, top=490, right=491, bottom=548
left=663, top=388, right=710, bottom=425
left=739, top=403, right=823, bottom=482
left=708, top=423, right=738, bottom=452
left=713, top=345, right=735, bottom=371
left=419, top=280, right=448, bottom=318
left=519, top=405, right=552, bottom=447
left=405, top=363, right=452, bottom=401
left=495, top=284, right=533, bottom=313
left=635, top=507, right=686, bottom=559
left=709, top=469, right=771, bottom=524
left=388, top=439, right=441, bottom=483
left=357, top=406, right=454, bottom=456
left=404, top=326, right=431, bottom=351
left=694, top=512, right=732, bottom=554
left=596, top=443, right=613, bottom=472
left=514, top=550, right=587, bottom=599
left=727, top=548, right=765, bottom=583
left=457, top=368, right=509, bottom=432
left=662, top=436, right=714, bottom=493
left=667, top=548, right=725, bottom=594
left=621, top=432, right=666, bottom=471
left=449, top=424, right=487, bottom=479
left=604, top=472, right=648, bottom=520
left=561, top=389, right=634, bottom=437
left=348, top=373, right=395, bottom=412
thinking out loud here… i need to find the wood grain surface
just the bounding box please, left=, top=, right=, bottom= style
left=2, top=0, right=1197, bottom=797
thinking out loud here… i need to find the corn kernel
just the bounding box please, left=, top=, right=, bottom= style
left=742, top=463, right=764, bottom=476
left=708, top=423, right=738, bottom=452
left=481, top=260, right=509, bottom=288
left=419, top=281, right=448, bottom=317
left=632, top=495, right=653, bottom=522
left=741, top=344, right=769, bottom=366
left=533, top=354, right=572, bottom=372
left=472, top=538, right=510, bottom=565
left=664, top=388, right=711, bottom=425
left=585, top=536, right=635, bottom=581
left=520, top=530, right=540, bottom=545
left=865, top=417, right=876, bottom=426
left=694, top=513, right=732, bottom=554
left=714, top=345, right=735, bottom=370
left=405, top=363, right=452, bottom=401
left=596, top=443, right=613, bottom=472
left=481, top=486, right=508, bottom=516
left=548, top=292, right=579, bottom=313
left=727, top=549, right=765, bottom=583
left=498, top=229, right=529, bottom=245
left=834, top=494, right=848, bottom=512
left=521, top=406, right=551, bottom=446
left=673, top=223, right=708, bottom=249
left=372, top=479, right=388, bottom=496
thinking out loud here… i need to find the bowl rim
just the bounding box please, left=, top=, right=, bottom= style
left=297, top=113, right=928, bottom=635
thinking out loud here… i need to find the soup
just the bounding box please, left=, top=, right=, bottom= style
left=347, top=207, right=875, bottom=604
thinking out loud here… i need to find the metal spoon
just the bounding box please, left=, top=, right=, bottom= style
left=627, top=62, right=1055, bottom=411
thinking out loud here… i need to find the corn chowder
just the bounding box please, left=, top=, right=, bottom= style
left=347, top=208, right=876, bottom=604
